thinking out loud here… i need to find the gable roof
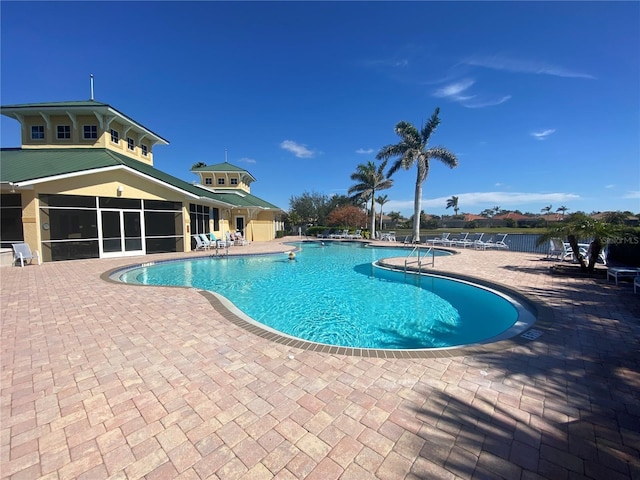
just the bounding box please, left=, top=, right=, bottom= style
left=0, top=148, right=280, bottom=211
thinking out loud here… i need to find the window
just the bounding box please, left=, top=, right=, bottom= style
left=230, top=178, right=238, bottom=185
left=83, top=125, right=97, bottom=139
left=57, top=125, right=71, bottom=139
left=189, top=203, right=210, bottom=236
left=127, top=137, right=135, bottom=151
left=141, top=144, right=148, bottom=156
left=110, top=129, right=119, bottom=144
left=205, top=178, right=212, bottom=185
left=31, top=125, right=44, bottom=140
left=211, top=208, right=220, bottom=231
left=217, top=178, right=225, bottom=185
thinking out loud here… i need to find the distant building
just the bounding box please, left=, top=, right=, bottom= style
left=0, top=100, right=282, bottom=263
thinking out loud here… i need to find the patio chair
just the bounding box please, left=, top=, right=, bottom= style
left=199, top=233, right=213, bottom=249
left=193, top=234, right=209, bottom=251
left=607, top=265, right=640, bottom=285
left=348, top=229, right=363, bottom=239
left=490, top=233, right=509, bottom=249
left=481, top=233, right=509, bottom=250
left=381, top=231, right=396, bottom=241
left=426, top=233, right=450, bottom=245
left=209, top=232, right=230, bottom=248
left=450, top=233, right=469, bottom=247
left=234, top=232, right=250, bottom=246
left=12, top=242, right=40, bottom=267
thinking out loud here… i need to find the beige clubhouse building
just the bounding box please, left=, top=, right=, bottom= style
left=0, top=100, right=282, bottom=263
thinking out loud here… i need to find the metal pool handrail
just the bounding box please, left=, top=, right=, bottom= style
left=404, top=244, right=434, bottom=275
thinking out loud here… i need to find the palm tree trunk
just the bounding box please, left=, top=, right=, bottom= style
left=588, top=239, right=602, bottom=273
left=567, top=234, right=587, bottom=272
left=370, top=197, right=376, bottom=238
left=413, top=179, right=422, bottom=243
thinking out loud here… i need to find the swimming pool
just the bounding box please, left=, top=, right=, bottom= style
left=115, top=242, right=535, bottom=350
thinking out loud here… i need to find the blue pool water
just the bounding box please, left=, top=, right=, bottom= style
left=117, top=242, right=533, bottom=349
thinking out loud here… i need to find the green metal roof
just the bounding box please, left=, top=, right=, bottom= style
left=0, top=148, right=281, bottom=210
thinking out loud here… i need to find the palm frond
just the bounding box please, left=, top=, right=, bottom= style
left=395, top=121, right=421, bottom=145
left=420, top=107, right=441, bottom=141
left=426, top=146, right=458, bottom=168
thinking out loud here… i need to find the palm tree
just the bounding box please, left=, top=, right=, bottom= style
left=556, top=205, right=569, bottom=217
left=537, top=213, right=618, bottom=273
left=191, top=161, right=207, bottom=170
left=376, top=194, right=389, bottom=230
left=377, top=107, right=458, bottom=242
left=541, top=204, right=553, bottom=215
left=348, top=160, right=393, bottom=238
left=446, top=195, right=459, bottom=216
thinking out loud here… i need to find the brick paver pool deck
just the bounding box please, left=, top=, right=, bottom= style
left=2, top=238, right=639, bottom=479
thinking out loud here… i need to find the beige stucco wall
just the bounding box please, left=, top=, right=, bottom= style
left=20, top=190, right=40, bottom=256
left=20, top=114, right=154, bottom=165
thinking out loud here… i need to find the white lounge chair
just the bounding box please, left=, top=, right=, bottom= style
left=450, top=233, right=469, bottom=247
left=233, top=232, right=250, bottom=246
left=426, top=233, right=450, bottom=245
left=12, top=242, right=40, bottom=267
left=381, top=231, right=396, bottom=241
left=479, top=233, right=509, bottom=250
left=193, top=234, right=209, bottom=251
left=607, top=266, right=640, bottom=285
left=489, top=233, right=509, bottom=249
left=329, top=229, right=348, bottom=239
left=198, top=233, right=214, bottom=249
left=348, top=229, right=363, bottom=239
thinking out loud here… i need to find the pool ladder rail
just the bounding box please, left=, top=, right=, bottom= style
left=404, top=244, right=435, bottom=275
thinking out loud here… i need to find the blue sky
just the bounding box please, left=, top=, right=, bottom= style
left=2, top=1, right=639, bottom=217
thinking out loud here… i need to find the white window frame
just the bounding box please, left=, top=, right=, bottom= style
left=230, top=178, right=238, bottom=185
left=56, top=125, right=71, bottom=139
left=141, top=144, right=148, bottom=156
left=127, top=137, right=135, bottom=151
left=205, top=178, right=212, bottom=185
left=83, top=125, right=97, bottom=139
left=31, top=125, right=44, bottom=140
left=110, top=129, right=120, bottom=144
left=217, top=178, right=225, bottom=185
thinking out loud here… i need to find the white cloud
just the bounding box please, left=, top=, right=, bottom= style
left=428, top=191, right=580, bottom=208
left=432, top=78, right=510, bottom=109
left=605, top=184, right=616, bottom=189
left=238, top=157, right=256, bottom=164
left=531, top=129, right=556, bottom=140
left=356, top=148, right=374, bottom=155
left=463, top=95, right=512, bottom=108
left=623, top=191, right=640, bottom=199
left=280, top=140, right=315, bottom=158
left=462, top=55, right=596, bottom=80
left=386, top=191, right=581, bottom=216
left=433, top=79, right=475, bottom=99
